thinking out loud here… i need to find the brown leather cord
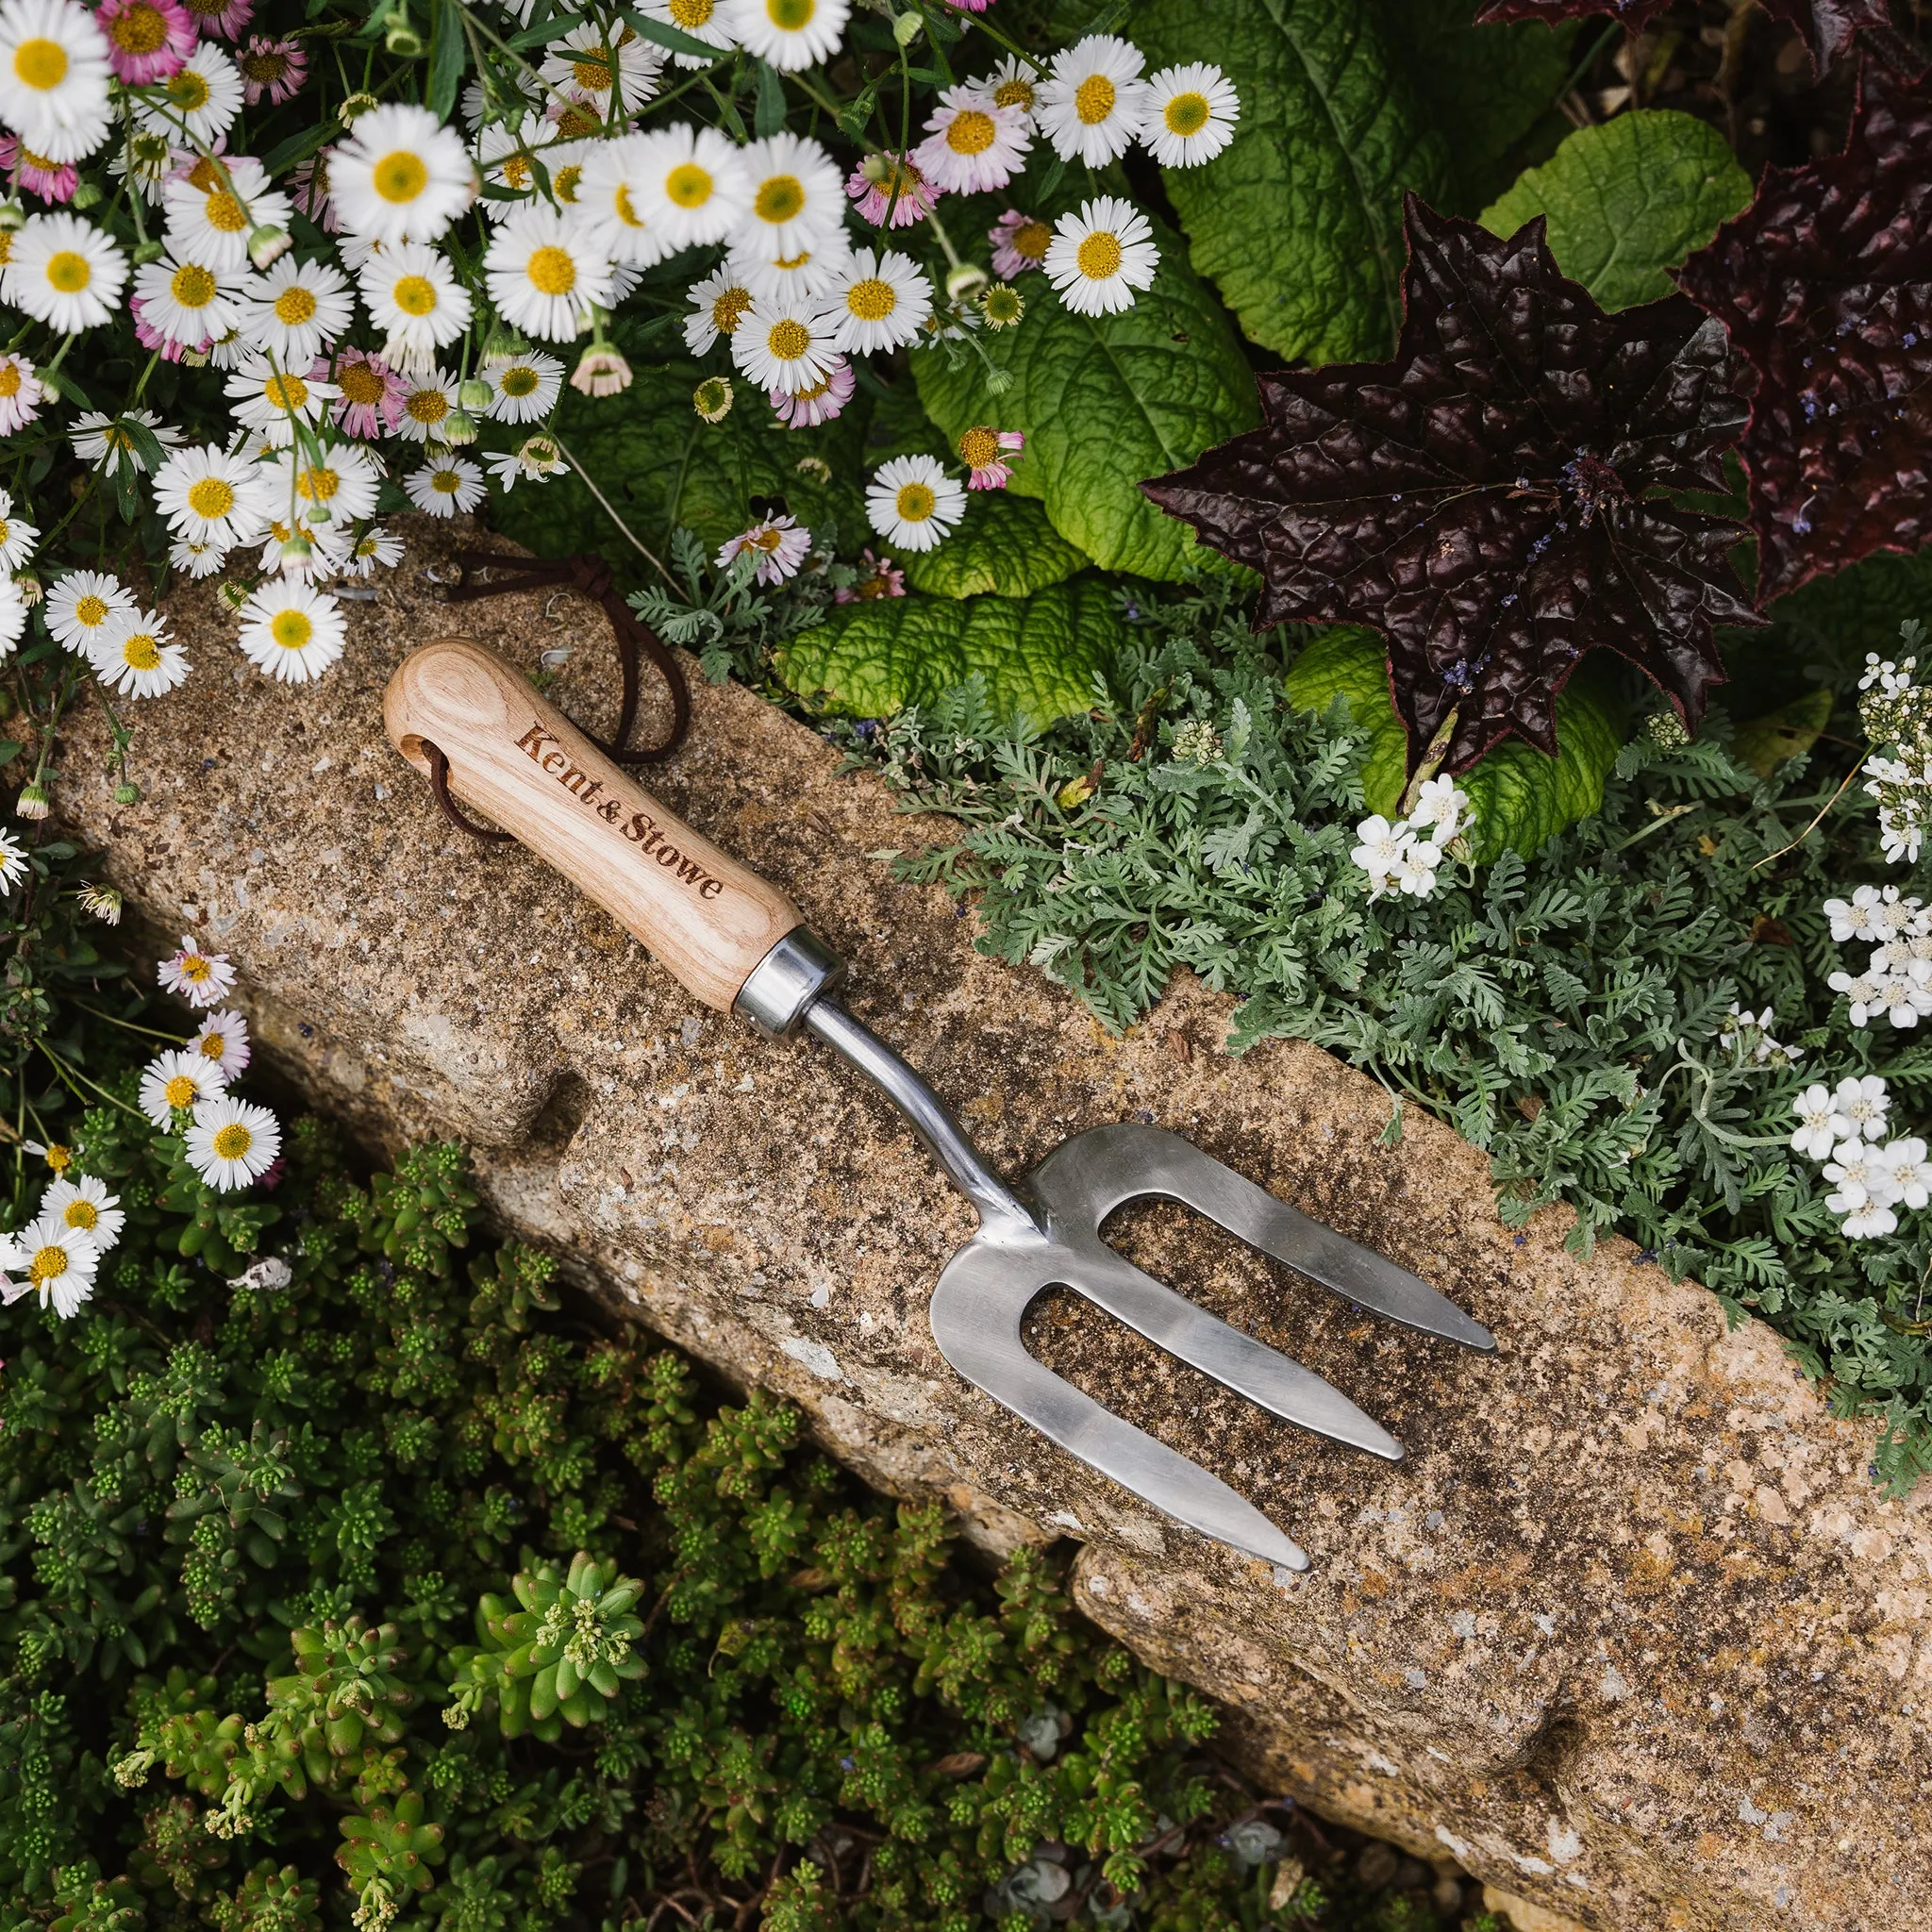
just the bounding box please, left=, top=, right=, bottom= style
left=424, top=741, right=514, bottom=841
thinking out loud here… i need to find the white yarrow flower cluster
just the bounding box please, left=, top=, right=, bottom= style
left=1824, top=886, right=1932, bottom=1030
left=1857, top=637, right=1932, bottom=866
left=1790, top=1073, right=1928, bottom=1241
left=1351, top=778, right=1473, bottom=901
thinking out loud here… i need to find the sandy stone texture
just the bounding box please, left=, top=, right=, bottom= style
left=59, top=518, right=1932, bottom=1932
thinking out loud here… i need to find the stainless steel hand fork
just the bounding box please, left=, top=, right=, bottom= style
left=389, top=640, right=1496, bottom=1573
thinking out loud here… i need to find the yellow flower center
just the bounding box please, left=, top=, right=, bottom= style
left=792, top=374, right=830, bottom=402
left=669, top=0, right=712, bottom=21
left=712, top=286, right=751, bottom=333
left=30, top=1244, right=68, bottom=1285
left=613, top=183, right=642, bottom=227
left=240, top=48, right=287, bottom=83
left=751, top=525, right=783, bottom=553
left=554, top=164, right=581, bottom=203
left=895, top=482, right=935, bottom=523
left=46, top=251, right=91, bottom=293
left=122, top=632, right=163, bottom=670
left=186, top=476, right=236, bottom=519
left=164, top=1072, right=199, bottom=1107
left=946, top=109, right=996, bottom=157
left=340, top=361, right=386, bottom=405
left=181, top=955, right=211, bottom=981
left=197, top=1034, right=225, bottom=1060
left=263, top=373, right=308, bottom=411
left=958, top=426, right=1000, bottom=469
left=271, top=609, right=311, bottom=648
left=187, top=155, right=221, bottom=191
left=501, top=154, right=530, bottom=190
left=555, top=105, right=599, bottom=139
left=1074, top=74, right=1115, bottom=125
left=992, top=76, right=1034, bottom=112
left=572, top=52, right=614, bottom=91
left=526, top=246, right=575, bottom=295
left=0, top=365, right=18, bottom=398
left=374, top=150, right=428, bottom=204
left=431, top=469, right=462, bottom=495
left=274, top=285, right=318, bottom=325
left=1013, top=219, right=1050, bottom=262
left=406, top=388, right=448, bottom=423
left=665, top=163, right=711, bottom=209
left=392, top=274, right=437, bottom=316
left=170, top=262, right=216, bottom=307
left=298, top=466, right=338, bottom=503
left=212, top=1124, right=252, bottom=1159
left=13, top=39, right=67, bottom=90
left=767, top=317, right=810, bottom=360
left=63, top=1200, right=97, bottom=1230
left=111, top=5, right=169, bottom=53
left=75, top=594, right=108, bottom=627
left=500, top=366, right=539, bottom=397
left=1164, top=91, right=1209, bottom=136
left=754, top=175, right=804, bottom=224
left=766, top=0, right=813, bottom=25
left=845, top=276, right=896, bottom=322
left=206, top=190, right=246, bottom=232
left=43, top=1145, right=71, bottom=1174
left=1076, top=230, right=1123, bottom=279
left=168, top=67, right=209, bottom=111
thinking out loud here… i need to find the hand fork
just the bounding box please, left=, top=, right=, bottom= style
left=387, top=640, right=1495, bottom=1573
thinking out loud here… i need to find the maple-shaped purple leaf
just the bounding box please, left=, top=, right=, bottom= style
left=1674, top=62, right=1932, bottom=606
left=1142, top=195, right=1764, bottom=777
left=1474, top=0, right=1903, bottom=74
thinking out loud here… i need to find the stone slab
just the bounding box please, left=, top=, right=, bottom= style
left=58, top=517, right=1932, bottom=1931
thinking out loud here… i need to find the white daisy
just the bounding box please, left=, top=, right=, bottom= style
left=724, top=0, right=847, bottom=72
left=483, top=204, right=612, bottom=342
left=158, top=933, right=238, bottom=1008
left=237, top=255, right=353, bottom=364
left=152, top=442, right=274, bottom=547
left=475, top=108, right=556, bottom=214
left=255, top=514, right=351, bottom=580
left=865, top=454, right=964, bottom=554
left=403, top=456, right=486, bottom=518
left=734, top=130, right=843, bottom=258
left=191, top=1008, right=251, bottom=1080
left=139, top=1044, right=226, bottom=1125
left=538, top=19, right=664, bottom=116
left=0, top=0, right=112, bottom=164
left=69, top=408, right=183, bottom=475
left=1141, top=61, right=1240, bottom=168
left=134, top=41, right=240, bottom=142
left=0, top=1208, right=100, bottom=1318
left=108, top=122, right=175, bottom=203
left=131, top=250, right=242, bottom=352
left=236, top=578, right=346, bottom=683
left=987, top=54, right=1040, bottom=122
left=341, top=525, right=404, bottom=577
left=276, top=441, right=381, bottom=526
left=88, top=607, right=189, bottom=698
left=0, top=350, right=43, bottom=434
left=330, top=102, right=475, bottom=245
left=717, top=514, right=808, bottom=585
left=161, top=157, right=291, bottom=275
left=682, top=265, right=754, bottom=355
left=1037, top=35, right=1148, bottom=166
left=483, top=433, right=568, bottom=490
left=185, top=1093, right=282, bottom=1191
left=631, top=121, right=749, bottom=253
left=390, top=367, right=459, bottom=441
left=224, top=354, right=338, bottom=446
left=0, top=827, right=25, bottom=891
left=482, top=347, right=563, bottom=423
left=0, top=487, right=39, bottom=571
left=571, top=132, right=661, bottom=268
left=41, top=1173, right=122, bottom=1251
left=358, top=240, right=473, bottom=369
left=914, top=84, right=1031, bottom=196
left=169, top=536, right=226, bottom=578
left=641, top=0, right=736, bottom=64
left=729, top=296, right=840, bottom=395
left=44, top=568, right=130, bottom=651
left=824, top=247, right=931, bottom=355
left=725, top=227, right=852, bottom=303
left=1043, top=195, right=1158, bottom=316
left=3, top=210, right=125, bottom=330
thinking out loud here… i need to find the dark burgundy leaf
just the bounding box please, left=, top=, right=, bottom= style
left=1674, top=61, right=1932, bottom=605
left=1474, top=0, right=1901, bottom=73
left=1143, top=196, right=1763, bottom=777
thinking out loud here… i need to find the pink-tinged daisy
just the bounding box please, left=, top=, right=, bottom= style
left=236, top=31, right=304, bottom=103
left=288, top=149, right=335, bottom=231
left=768, top=357, right=853, bottom=428
left=913, top=84, right=1030, bottom=196
left=191, top=1008, right=251, bottom=1079
left=0, top=352, right=44, bottom=434
left=328, top=346, right=405, bottom=438
left=130, top=291, right=204, bottom=360
left=990, top=207, right=1051, bottom=279
left=844, top=150, right=939, bottom=228
left=958, top=423, right=1024, bottom=490
left=834, top=547, right=905, bottom=603
left=716, top=515, right=809, bottom=587
left=0, top=133, right=75, bottom=200
left=177, top=0, right=250, bottom=38
left=158, top=932, right=238, bottom=1008
left=95, top=0, right=192, bottom=82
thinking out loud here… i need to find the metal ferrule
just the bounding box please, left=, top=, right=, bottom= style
left=733, top=927, right=846, bottom=1038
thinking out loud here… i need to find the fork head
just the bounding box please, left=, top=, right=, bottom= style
left=928, top=1123, right=1494, bottom=1572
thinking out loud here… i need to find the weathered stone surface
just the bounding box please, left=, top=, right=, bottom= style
left=60, top=517, right=1932, bottom=1931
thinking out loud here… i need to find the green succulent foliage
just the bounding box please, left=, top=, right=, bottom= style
left=1479, top=109, right=1755, bottom=309
left=1133, top=0, right=1455, bottom=363
left=901, top=491, right=1090, bottom=600
left=1282, top=627, right=1625, bottom=860
left=911, top=218, right=1259, bottom=581
left=776, top=579, right=1124, bottom=728
left=208, top=1860, right=322, bottom=1932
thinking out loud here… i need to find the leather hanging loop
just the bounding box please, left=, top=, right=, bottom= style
left=423, top=741, right=514, bottom=841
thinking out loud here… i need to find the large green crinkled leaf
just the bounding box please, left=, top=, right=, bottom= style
left=902, top=491, right=1089, bottom=599
left=1284, top=628, right=1624, bottom=860
left=912, top=221, right=1257, bottom=582
left=1134, top=0, right=1454, bottom=363
left=1480, top=110, right=1753, bottom=311
left=775, top=581, right=1122, bottom=727
left=1384, top=0, right=1575, bottom=213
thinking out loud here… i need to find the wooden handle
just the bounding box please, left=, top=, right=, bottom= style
left=384, top=638, right=801, bottom=1013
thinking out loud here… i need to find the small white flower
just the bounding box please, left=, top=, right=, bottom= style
left=0, top=828, right=27, bottom=892
left=0, top=1208, right=100, bottom=1318
left=0, top=0, right=113, bottom=164
left=132, top=250, right=243, bottom=353
left=0, top=486, right=39, bottom=573
left=391, top=367, right=459, bottom=442
left=185, top=1093, right=282, bottom=1191
left=1829, top=967, right=1886, bottom=1028
left=716, top=515, right=809, bottom=587
left=538, top=18, right=665, bottom=115
left=864, top=454, right=965, bottom=554
left=725, top=227, right=852, bottom=303
left=133, top=41, right=242, bottom=143
left=481, top=348, right=564, bottom=424
left=359, top=241, right=473, bottom=369
left=1884, top=1136, right=1932, bottom=1209
left=914, top=83, right=1031, bottom=195
left=329, top=101, right=476, bottom=246
left=69, top=408, right=183, bottom=475
left=192, top=1008, right=251, bottom=1080
left=223, top=354, right=338, bottom=446
left=1823, top=1136, right=1897, bottom=1210
left=237, top=255, right=354, bottom=365
left=1839, top=1199, right=1899, bottom=1241
left=158, top=932, right=238, bottom=1008
left=161, top=157, right=293, bottom=275
left=1141, top=61, right=1240, bottom=168
left=723, top=0, right=848, bottom=73
left=640, top=0, right=737, bottom=64
left=88, top=607, right=190, bottom=698
left=483, top=435, right=568, bottom=491
left=483, top=204, right=613, bottom=343
left=3, top=210, right=126, bottom=330
left=1391, top=836, right=1442, bottom=898
left=1350, top=814, right=1406, bottom=896
left=1833, top=1074, right=1890, bottom=1141
left=729, top=296, right=841, bottom=394
left=341, top=526, right=405, bottom=577
left=235, top=579, right=347, bottom=684
left=276, top=442, right=381, bottom=529
left=1042, top=195, right=1158, bottom=317
left=630, top=121, right=749, bottom=252
left=169, top=535, right=226, bottom=578
left=1790, top=1083, right=1843, bottom=1161
left=403, top=456, right=487, bottom=518
left=152, top=442, right=274, bottom=548
left=42, top=1173, right=123, bottom=1251
left=1824, top=886, right=1885, bottom=943
left=733, top=130, right=844, bottom=258
left=683, top=265, right=755, bottom=355
left=1407, top=775, right=1469, bottom=842
left=1037, top=34, right=1149, bottom=167
left=138, top=1045, right=227, bottom=1127
left=823, top=247, right=932, bottom=355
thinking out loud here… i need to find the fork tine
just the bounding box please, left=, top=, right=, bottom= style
left=930, top=1242, right=1311, bottom=1572
left=1057, top=1233, right=1404, bottom=1460
left=1035, top=1124, right=1496, bottom=1352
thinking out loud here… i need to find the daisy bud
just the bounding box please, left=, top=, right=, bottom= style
left=979, top=282, right=1024, bottom=329
left=458, top=377, right=493, bottom=413
left=77, top=883, right=122, bottom=925
left=279, top=535, right=315, bottom=571
left=133, top=237, right=165, bottom=267
left=442, top=408, right=480, bottom=447
left=892, top=9, right=924, bottom=44
left=248, top=225, right=292, bottom=271
left=113, top=782, right=142, bottom=805
left=796, top=455, right=831, bottom=484
left=385, top=7, right=425, bottom=55
left=180, top=345, right=209, bottom=367
left=71, top=177, right=102, bottom=211
left=307, top=505, right=332, bottom=525
left=16, top=780, right=49, bottom=821
left=693, top=376, right=733, bottom=424
left=339, top=92, right=378, bottom=126
left=571, top=345, right=633, bottom=399
left=0, top=201, right=24, bottom=231
left=946, top=263, right=990, bottom=304
left=984, top=368, right=1016, bottom=396
left=12, top=575, right=40, bottom=607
